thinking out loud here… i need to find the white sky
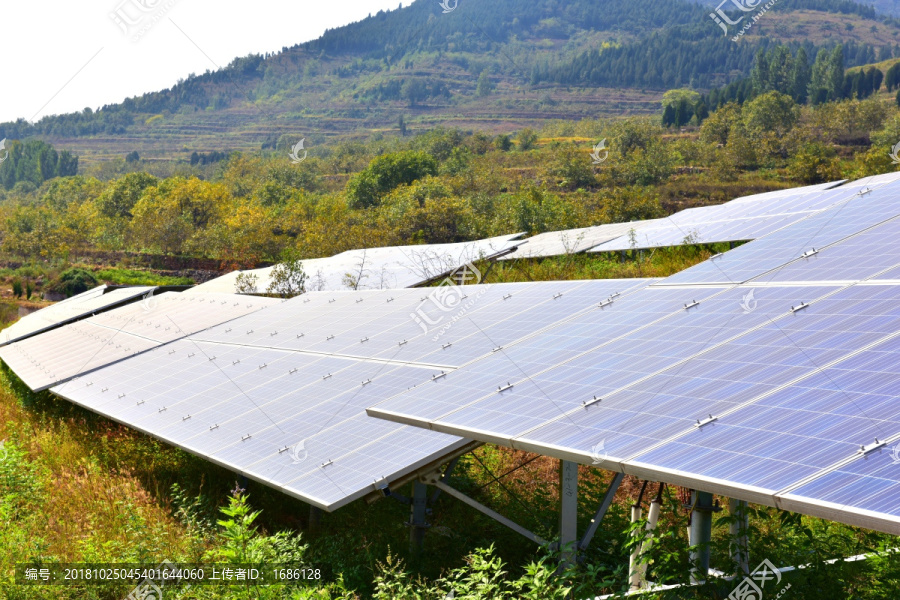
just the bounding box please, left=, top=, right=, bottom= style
left=1, top=0, right=405, bottom=123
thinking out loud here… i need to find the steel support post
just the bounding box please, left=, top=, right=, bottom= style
left=559, top=460, right=579, bottom=568
left=409, top=481, right=428, bottom=555
left=308, top=506, right=322, bottom=533
left=689, top=491, right=714, bottom=584
left=729, top=498, right=750, bottom=575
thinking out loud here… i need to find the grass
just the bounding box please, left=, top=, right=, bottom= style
left=482, top=242, right=731, bottom=284
left=93, top=267, right=194, bottom=287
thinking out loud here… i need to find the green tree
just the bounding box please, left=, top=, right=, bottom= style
left=95, top=172, right=158, bottom=219
left=476, top=70, right=494, bottom=97
left=742, top=92, right=798, bottom=136
left=266, top=249, right=308, bottom=298
left=346, top=150, right=438, bottom=209
left=787, top=142, right=841, bottom=183
left=546, top=143, right=596, bottom=190
left=517, top=128, right=539, bottom=151
left=792, top=47, right=811, bottom=104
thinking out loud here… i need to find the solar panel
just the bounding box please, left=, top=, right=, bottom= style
left=49, top=279, right=652, bottom=511
left=190, top=234, right=524, bottom=294
left=754, top=215, right=900, bottom=283
left=0, top=285, right=154, bottom=346
left=369, top=284, right=838, bottom=443
left=589, top=179, right=883, bottom=254
left=725, top=180, right=846, bottom=204
left=369, top=280, right=900, bottom=533
left=500, top=222, right=665, bottom=260
left=660, top=178, right=900, bottom=285
left=0, top=293, right=277, bottom=391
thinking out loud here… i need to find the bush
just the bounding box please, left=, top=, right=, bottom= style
left=45, top=268, right=99, bottom=298
left=787, top=142, right=842, bottom=184
left=11, top=280, right=22, bottom=298
left=517, top=128, right=539, bottom=151
left=346, top=151, right=438, bottom=209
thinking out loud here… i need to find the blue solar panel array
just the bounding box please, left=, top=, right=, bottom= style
left=661, top=178, right=900, bottom=285
left=50, top=279, right=653, bottom=510
left=8, top=171, right=900, bottom=533
left=369, top=174, right=900, bottom=534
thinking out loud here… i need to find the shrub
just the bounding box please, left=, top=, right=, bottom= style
left=45, top=268, right=99, bottom=298
left=346, top=151, right=438, bottom=209
left=11, top=280, right=22, bottom=298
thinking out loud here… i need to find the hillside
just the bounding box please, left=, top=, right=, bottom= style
left=1, top=0, right=898, bottom=165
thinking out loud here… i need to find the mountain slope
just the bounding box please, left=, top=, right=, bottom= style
left=2, top=0, right=897, bottom=164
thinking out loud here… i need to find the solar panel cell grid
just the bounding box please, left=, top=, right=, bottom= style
left=663, top=180, right=900, bottom=284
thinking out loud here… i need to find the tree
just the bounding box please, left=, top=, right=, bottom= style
left=266, top=248, right=307, bottom=298
left=742, top=92, right=798, bottom=136
left=808, top=47, right=842, bottom=105
left=787, top=142, right=841, bottom=183
left=346, top=150, right=438, bottom=209
left=45, top=268, right=98, bottom=298
left=95, top=172, right=158, bottom=219
left=791, top=47, right=810, bottom=104
left=234, top=272, right=259, bottom=294
left=886, top=63, right=900, bottom=91
left=125, top=151, right=141, bottom=164
left=829, top=45, right=845, bottom=101
left=398, top=114, right=407, bottom=136
left=599, top=187, right=664, bottom=224
left=546, top=144, right=596, bottom=190
left=517, top=128, right=539, bottom=151
left=476, top=71, right=494, bottom=97
left=401, top=78, right=427, bottom=106
left=495, top=134, right=512, bottom=152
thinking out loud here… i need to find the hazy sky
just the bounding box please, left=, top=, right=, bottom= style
left=1, top=0, right=405, bottom=123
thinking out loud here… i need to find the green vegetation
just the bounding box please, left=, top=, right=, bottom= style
left=0, top=82, right=896, bottom=273
left=93, top=267, right=194, bottom=287
left=44, top=268, right=98, bottom=298
left=1, top=0, right=898, bottom=165
left=2, top=4, right=900, bottom=596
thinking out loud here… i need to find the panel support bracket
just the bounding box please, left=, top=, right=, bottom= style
left=580, top=472, right=624, bottom=550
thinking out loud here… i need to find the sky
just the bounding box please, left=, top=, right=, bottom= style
left=0, top=0, right=405, bottom=123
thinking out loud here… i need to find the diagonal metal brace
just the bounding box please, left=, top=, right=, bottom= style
left=580, top=472, right=624, bottom=550
left=429, top=456, right=461, bottom=504
left=421, top=474, right=550, bottom=546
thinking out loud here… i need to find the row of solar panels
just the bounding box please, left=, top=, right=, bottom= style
left=184, top=172, right=900, bottom=297
left=370, top=173, right=900, bottom=534
left=502, top=172, right=900, bottom=259
left=191, top=233, right=523, bottom=294
left=4, top=173, right=900, bottom=534
left=2, top=279, right=649, bottom=510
